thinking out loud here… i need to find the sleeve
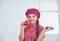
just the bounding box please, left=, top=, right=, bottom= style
left=37, top=25, right=45, bottom=38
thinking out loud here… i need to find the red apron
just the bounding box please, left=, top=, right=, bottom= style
left=24, top=24, right=44, bottom=41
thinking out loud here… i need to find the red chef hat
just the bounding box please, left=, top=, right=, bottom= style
left=26, top=8, right=40, bottom=18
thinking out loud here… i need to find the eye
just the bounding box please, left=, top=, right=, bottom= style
left=32, top=15, right=35, bottom=18
left=28, top=16, right=31, bottom=18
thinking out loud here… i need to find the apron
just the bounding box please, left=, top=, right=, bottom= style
left=24, top=24, right=44, bottom=41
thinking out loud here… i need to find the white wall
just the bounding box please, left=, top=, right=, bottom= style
left=0, top=0, right=60, bottom=41
left=0, top=0, right=39, bottom=41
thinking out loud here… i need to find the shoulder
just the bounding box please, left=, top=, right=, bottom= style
left=38, top=25, right=44, bottom=29
left=37, top=25, right=44, bottom=35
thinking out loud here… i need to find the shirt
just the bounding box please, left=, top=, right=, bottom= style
left=24, top=23, right=44, bottom=41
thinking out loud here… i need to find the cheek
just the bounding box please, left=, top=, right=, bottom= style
left=33, top=19, right=37, bottom=22
left=27, top=17, right=30, bottom=20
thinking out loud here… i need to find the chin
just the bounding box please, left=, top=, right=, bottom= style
left=30, top=22, right=35, bottom=24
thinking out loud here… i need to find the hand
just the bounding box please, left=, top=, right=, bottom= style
left=45, top=26, right=53, bottom=32
left=20, top=22, right=27, bottom=30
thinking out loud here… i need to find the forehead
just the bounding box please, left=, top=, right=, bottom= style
left=28, top=14, right=36, bottom=16
left=27, top=14, right=38, bottom=19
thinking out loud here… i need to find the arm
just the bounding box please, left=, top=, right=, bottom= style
left=36, top=26, right=52, bottom=41
left=19, top=23, right=27, bottom=41
left=19, top=28, right=24, bottom=41
left=36, top=29, right=46, bottom=41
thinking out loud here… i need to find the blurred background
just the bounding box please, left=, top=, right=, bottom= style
left=0, top=0, right=60, bottom=41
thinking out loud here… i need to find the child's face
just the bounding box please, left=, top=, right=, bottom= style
left=27, top=14, right=38, bottom=24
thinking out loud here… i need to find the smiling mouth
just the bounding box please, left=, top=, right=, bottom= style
left=29, top=20, right=33, bottom=22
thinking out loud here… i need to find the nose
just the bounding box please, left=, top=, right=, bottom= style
left=30, top=17, right=33, bottom=19
left=30, top=17, right=33, bottom=20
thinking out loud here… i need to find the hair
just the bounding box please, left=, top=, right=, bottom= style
left=34, top=19, right=39, bottom=41
left=36, top=19, right=39, bottom=39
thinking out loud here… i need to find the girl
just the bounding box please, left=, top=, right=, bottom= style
left=19, top=8, right=52, bottom=41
